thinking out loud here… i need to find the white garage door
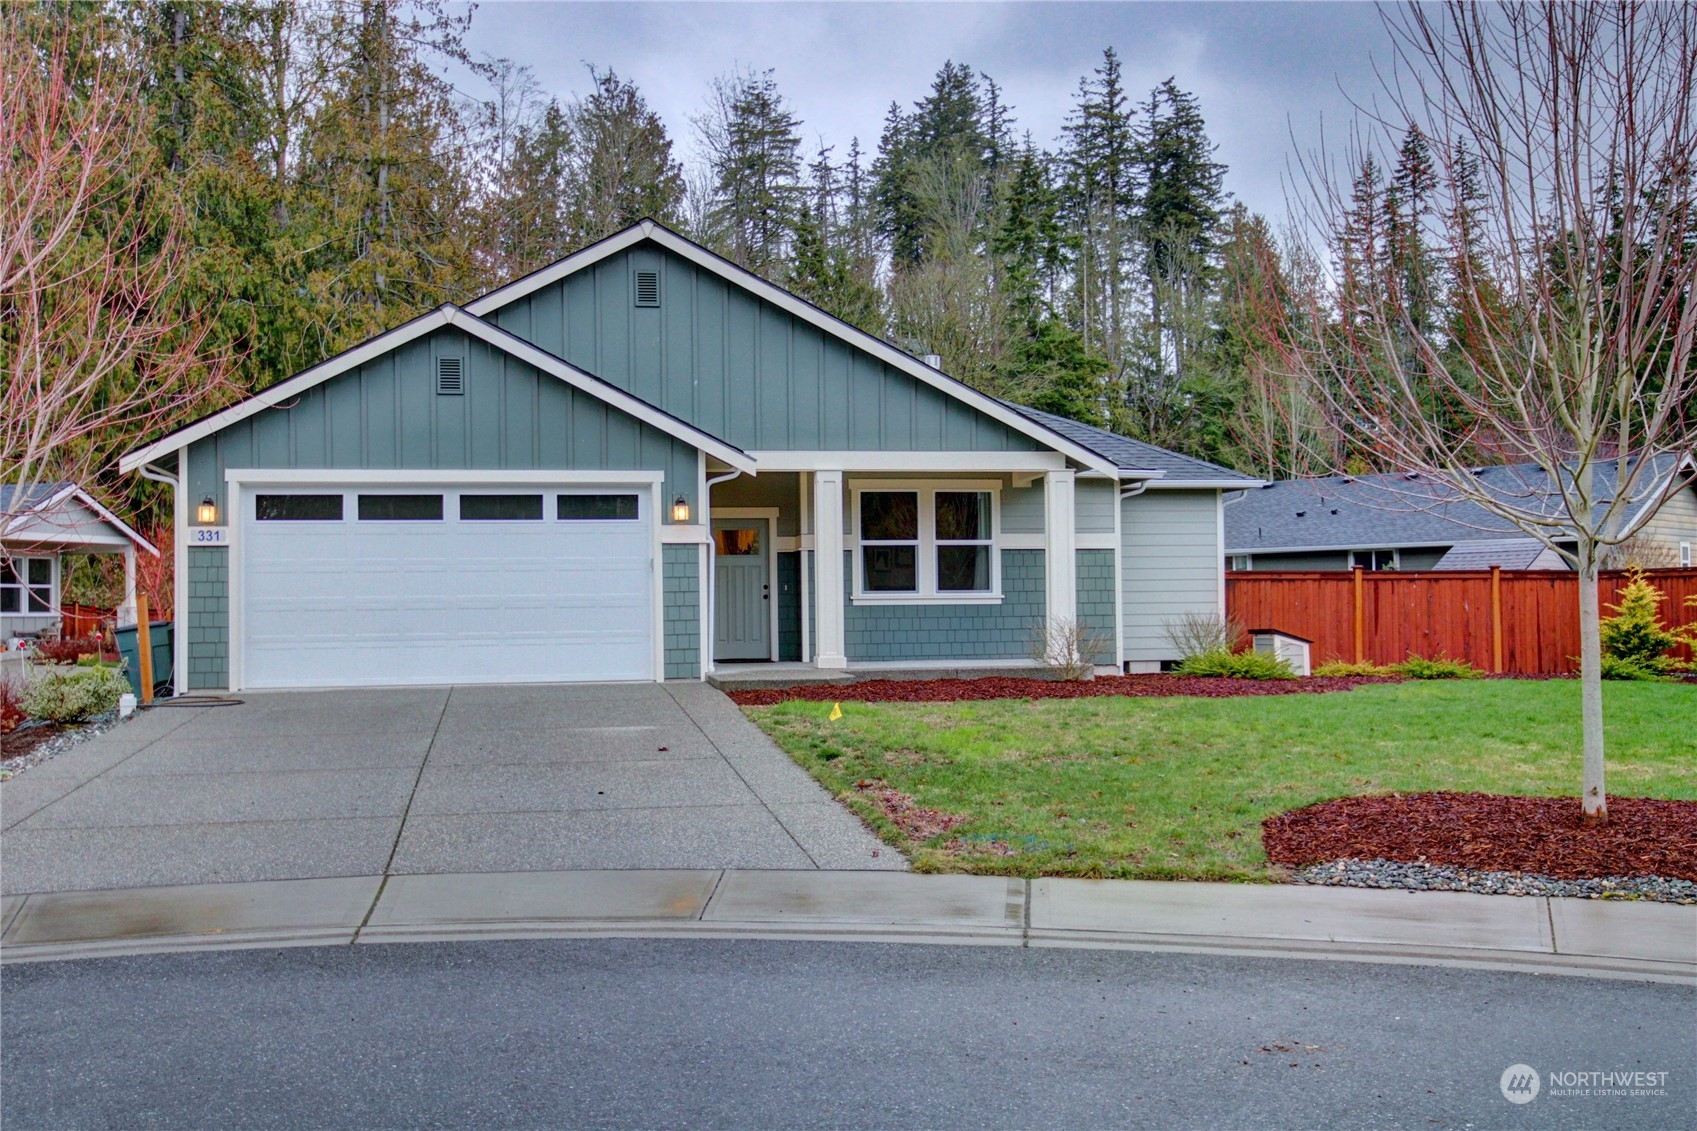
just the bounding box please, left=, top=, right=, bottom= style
left=238, top=483, right=656, bottom=688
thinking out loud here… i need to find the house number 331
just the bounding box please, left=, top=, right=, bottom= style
left=192, top=528, right=229, bottom=545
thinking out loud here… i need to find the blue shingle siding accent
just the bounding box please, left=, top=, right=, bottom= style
left=1076, top=549, right=1117, bottom=664
left=663, top=544, right=700, bottom=679
left=777, top=551, right=802, bottom=662
left=488, top=243, right=1046, bottom=454
left=843, top=550, right=1044, bottom=661
left=186, top=546, right=229, bottom=690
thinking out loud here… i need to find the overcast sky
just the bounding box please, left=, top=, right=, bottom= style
left=458, top=1, right=1397, bottom=222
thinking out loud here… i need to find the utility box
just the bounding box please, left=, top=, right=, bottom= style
left=1250, top=629, right=1311, bottom=676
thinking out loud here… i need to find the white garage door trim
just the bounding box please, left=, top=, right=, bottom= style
left=226, top=469, right=665, bottom=690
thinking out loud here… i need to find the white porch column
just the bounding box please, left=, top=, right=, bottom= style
left=117, top=544, right=138, bottom=628
left=812, top=469, right=847, bottom=669
left=1044, top=469, right=1077, bottom=661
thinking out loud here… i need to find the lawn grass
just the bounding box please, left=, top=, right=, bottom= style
left=746, top=679, right=1697, bottom=882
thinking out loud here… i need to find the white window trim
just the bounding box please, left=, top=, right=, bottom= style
left=1, top=555, right=57, bottom=616
left=1682, top=541, right=1692, bottom=568
left=1350, top=548, right=1401, bottom=571
left=849, top=479, right=1002, bottom=605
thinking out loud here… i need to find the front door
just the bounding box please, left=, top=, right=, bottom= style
left=714, top=520, right=770, bottom=661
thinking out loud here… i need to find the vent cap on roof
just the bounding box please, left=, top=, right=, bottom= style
left=436, top=356, right=463, bottom=395
left=634, top=269, right=660, bottom=307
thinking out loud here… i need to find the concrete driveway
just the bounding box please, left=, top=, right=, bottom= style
left=1, top=682, right=899, bottom=895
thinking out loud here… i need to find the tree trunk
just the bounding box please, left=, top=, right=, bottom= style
left=1576, top=550, right=1608, bottom=824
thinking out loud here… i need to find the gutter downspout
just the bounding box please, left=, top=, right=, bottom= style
left=702, top=467, right=744, bottom=676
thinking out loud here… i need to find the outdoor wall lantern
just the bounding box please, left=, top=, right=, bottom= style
left=197, top=496, right=218, bottom=524
left=671, top=495, right=691, bottom=523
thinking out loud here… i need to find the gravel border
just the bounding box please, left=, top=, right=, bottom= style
left=1293, top=857, right=1697, bottom=905
left=0, top=709, right=127, bottom=781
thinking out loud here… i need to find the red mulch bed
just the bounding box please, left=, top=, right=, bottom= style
left=728, top=673, right=1395, bottom=706
left=1263, top=792, right=1697, bottom=881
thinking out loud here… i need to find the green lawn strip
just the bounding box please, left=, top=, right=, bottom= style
left=746, top=681, right=1697, bottom=882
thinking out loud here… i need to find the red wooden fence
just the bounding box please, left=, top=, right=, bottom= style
left=58, top=604, right=115, bottom=641
left=1226, top=568, right=1697, bottom=674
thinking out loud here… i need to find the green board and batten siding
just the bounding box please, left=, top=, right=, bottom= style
left=487, top=245, right=1045, bottom=455
left=179, top=324, right=708, bottom=688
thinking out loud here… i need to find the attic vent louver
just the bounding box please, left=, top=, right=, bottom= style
left=634, top=269, right=660, bottom=307
left=436, top=356, right=463, bottom=395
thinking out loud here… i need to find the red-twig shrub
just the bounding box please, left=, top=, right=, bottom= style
left=0, top=676, right=25, bottom=735
left=30, top=636, right=106, bottom=664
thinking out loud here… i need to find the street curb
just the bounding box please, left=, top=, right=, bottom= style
left=2, top=870, right=1691, bottom=983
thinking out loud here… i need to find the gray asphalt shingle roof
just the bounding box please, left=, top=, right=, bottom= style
left=1006, top=404, right=1263, bottom=483
left=1431, top=539, right=1556, bottom=570
left=0, top=482, right=73, bottom=514
left=1225, top=455, right=1686, bottom=553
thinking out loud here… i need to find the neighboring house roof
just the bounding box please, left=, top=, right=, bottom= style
left=1005, top=405, right=1265, bottom=487
left=1226, top=454, right=1691, bottom=554
left=464, top=220, right=1121, bottom=476
left=1, top=481, right=158, bottom=554
left=119, top=304, right=757, bottom=476
left=1431, top=538, right=1566, bottom=571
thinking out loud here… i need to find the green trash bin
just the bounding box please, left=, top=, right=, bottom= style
left=115, top=620, right=174, bottom=699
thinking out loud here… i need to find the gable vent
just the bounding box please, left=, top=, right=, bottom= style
left=634, top=269, right=660, bottom=307
left=436, top=356, right=464, bottom=395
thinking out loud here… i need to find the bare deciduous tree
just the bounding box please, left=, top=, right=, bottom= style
left=2, top=22, right=232, bottom=520
left=1264, top=2, right=1697, bottom=822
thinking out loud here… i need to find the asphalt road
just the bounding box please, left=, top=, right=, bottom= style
left=3, top=940, right=1690, bottom=1129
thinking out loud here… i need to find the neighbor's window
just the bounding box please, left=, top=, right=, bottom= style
left=854, top=486, right=998, bottom=599
left=859, top=491, right=919, bottom=592
left=0, top=557, right=53, bottom=614
left=358, top=494, right=443, bottom=521
left=459, top=493, right=543, bottom=521
left=1350, top=549, right=1398, bottom=571
left=557, top=494, right=639, bottom=521
left=255, top=494, right=344, bottom=521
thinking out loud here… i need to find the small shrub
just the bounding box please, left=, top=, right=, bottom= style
left=1313, top=659, right=1399, bottom=678
left=1394, top=654, right=1484, bottom=680
left=1598, top=654, right=1669, bottom=682
left=1173, top=647, right=1296, bottom=680
left=1598, top=569, right=1683, bottom=678
left=20, top=666, right=129, bottom=723
left=1162, top=610, right=1245, bottom=660
left=1029, top=616, right=1114, bottom=681
left=29, top=636, right=106, bottom=665
left=0, top=676, right=25, bottom=734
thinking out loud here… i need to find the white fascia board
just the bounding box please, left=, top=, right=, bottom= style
left=466, top=221, right=1120, bottom=477
left=444, top=310, right=755, bottom=473
left=1227, top=538, right=1481, bottom=555
left=1144, top=478, right=1268, bottom=489
left=749, top=450, right=1071, bottom=473
left=121, top=306, right=458, bottom=473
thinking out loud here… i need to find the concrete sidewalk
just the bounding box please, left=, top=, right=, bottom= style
left=3, top=870, right=1691, bottom=982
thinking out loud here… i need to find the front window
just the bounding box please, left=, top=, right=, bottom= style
left=1, top=557, right=54, bottom=614
left=853, top=485, right=998, bottom=600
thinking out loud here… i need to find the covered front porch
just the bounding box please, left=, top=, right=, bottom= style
left=692, top=455, right=1118, bottom=677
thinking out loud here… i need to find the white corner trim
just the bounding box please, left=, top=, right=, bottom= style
left=121, top=303, right=756, bottom=477
left=466, top=220, right=1120, bottom=476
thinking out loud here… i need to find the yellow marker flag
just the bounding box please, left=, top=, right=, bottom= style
left=828, top=702, right=843, bottom=720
